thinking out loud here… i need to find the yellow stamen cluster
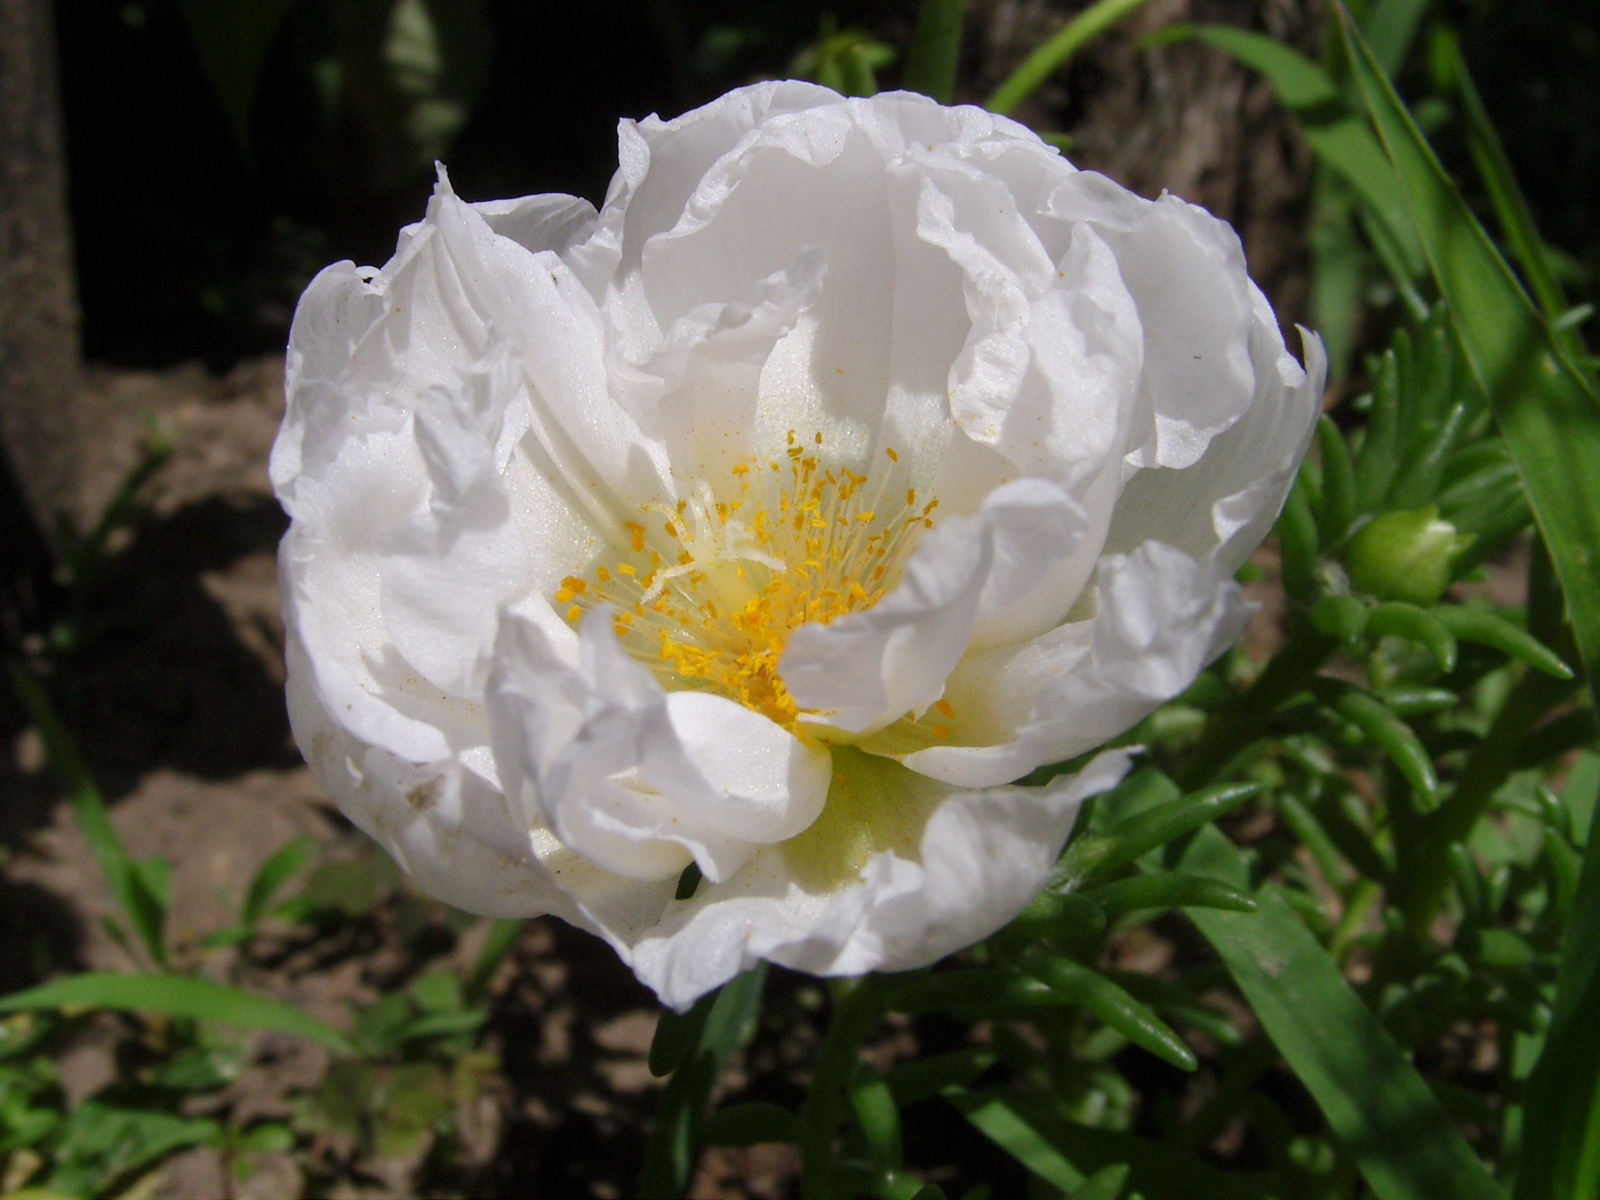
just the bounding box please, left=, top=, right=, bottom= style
left=556, top=433, right=939, bottom=728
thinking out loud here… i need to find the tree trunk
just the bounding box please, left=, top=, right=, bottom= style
left=965, top=0, right=1322, bottom=331
left=0, top=0, right=81, bottom=551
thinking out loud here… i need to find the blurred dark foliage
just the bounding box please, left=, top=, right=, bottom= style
left=56, top=0, right=905, bottom=369
left=1445, top=0, right=1599, bottom=321
left=53, top=0, right=1600, bottom=370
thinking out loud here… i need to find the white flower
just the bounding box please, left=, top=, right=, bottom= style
left=272, top=81, right=1325, bottom=1010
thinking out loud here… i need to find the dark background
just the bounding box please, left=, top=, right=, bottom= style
left=54, top=0, right=1600, bottom=371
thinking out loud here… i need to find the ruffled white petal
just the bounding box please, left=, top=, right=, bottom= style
left=1105, top=318, right=1327, bottom=573
left=901, top=541, right=1251, bottom=788
left=487, top=609, right=832, bottom=884
left=628, top=747, right=1134, bottom=1010
left=781, top=478, right=1087, bottom=737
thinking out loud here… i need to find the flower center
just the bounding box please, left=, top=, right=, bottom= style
left=556, top=432, right=937, bottom=728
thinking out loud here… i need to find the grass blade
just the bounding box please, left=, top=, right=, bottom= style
left=1339, top=8, right=1600, bottom=713
left=1180, top=827, right=1504, bottom=1200
left=947, top=1088, right=1276, bottom=1198
left=0, top=972, right=354, bottom=1054
left=1183, top=26, right=1424, bottom=280
left=902, top=0, right=965, bottom=103
left=986, top=0, right=1157, bottom=115
left=641, top=965, right=767, bottom=1197
left=1513, top=805, right=1600, bottom=1200
left=5, top=660, right=167, bottom=967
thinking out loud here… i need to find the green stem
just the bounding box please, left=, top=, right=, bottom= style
left=985, top=0, right=1158, bottom=114
left=1178, top=629, right=1336, bottom=789
left=800, top=976, right=885, bottom=1200
left=1394, top=667, right=1573, bottom=931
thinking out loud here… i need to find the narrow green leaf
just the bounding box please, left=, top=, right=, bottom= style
left=1340, top=9, right=1600, bottom=712
left=1313, top=679, right=1439, bottom=808
left=1430, top=605, right=1573, bottom=679
left=0, top=973, right=353, bottom=1054
left=1311, top=593, right=1370, bottom=643
left=1356, top=348, right=1405, bottom=511
left=641, top=965, right=767, bottom=1198
left=1514, top=802, right=1600, bottom=1200
left=1185, top=26, right=1424, bottom=279
left=849, top=1062, right=904, bottom=1167
left=465, top=918, right=522, bottom=1004
left=1058, top=782, right=1257, bottom=886
left=1387, top=402, right=1469, bottom=510
left=902, top=0, right=966, bottom=103
left=947, top=1088, right=1276, bottom=1198
left=1180, top=828, right=1505, bottom=1200
left=1066, top=1164, right=1131, bottom=1200
left=986, top=0, right=1157, bottom=114
left=1316, top=416, right=1358, bottom=546
left=241, top=836, right=317, bottom=927
left=1012, top=946, right=1196, bottom=1071
left=884, top=1047, right=997, bottom=1107
left=1004, top=889, right=1108, bottom=940
left=944, top=1090, right=1085, bottom=1191
left=1440, top=32, right=1572, bottom=337
left=1365, top=602, right=1457, bottom=672
left=1081, top=871, right=1257, bottom=916
left=648, top=991, right=711, bottom=1079
left=1277, top=474, right=1319, bottom=597
left=1359, top=0, right=1429, bottom=75
left=5, top=661, right=165, bottom=967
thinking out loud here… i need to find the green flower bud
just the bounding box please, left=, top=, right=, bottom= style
left=1342, top=507, right=1474, bottom=606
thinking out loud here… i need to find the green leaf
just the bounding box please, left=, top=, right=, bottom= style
left=1439, top=31, right=1572, bottom=338
left=1513, top=802, right=1600, bottom=1200
left=986, top=0, right=1158, bottom=114
left=883, top=1047, right=997, bottom=1107
left=0, top=973, right=354, bottom=1054
left=174, top=0, right=296, bottom=156
left=946, top=1088, right=1275, bottom=1198
left=640, top=965, right=766, bottom=1198
left=1056, top=782, right=1257, bottom=886
left=1359, top=0, right=1429, bottom=75
left=1315, top=416, right=1358, bottom=546
left=1065, top=1164, right=1130, bottom=1200
left=902, top=0, right=965, bottom=103
left=944, top=1089, right=1085, bottom=1192
left=465, top=918, right=522, bottom=1004
left=1429, top=605, right=1573, bottom=679
left=1339, top=8, right=1600, bottom=713
left=4, top=661, right=166, bottom=967
left=240, top=836, right=317, bottom=927
left=1365, top=602, right=1457, bottom=672
left=1184, top=26, right=1424, bottom=280
left=1180, top=828, right=1505, bottom=1200
left=1081, top=871, right=1257, bottom=916
left=1311, top=679, right=1439, bottom=809
left=1011, top=946, right=1197, bottom=1071
left=44, top=1102, right=218, bottom=1198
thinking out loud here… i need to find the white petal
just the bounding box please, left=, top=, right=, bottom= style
left=781, top=478, right=1087, bottom=737
left=627, top=748, right=1134, bottom=1010
left=378, top=347, right=531, bottom=697
left=429, top=181, right=674, bottom=520
left=1045, top=176, right=1258, bottom=470
left=901, top=542, right=1250, bottom=787
left=285, top=630, right=575, bottom=921
left=1105, top=318, right=1326, bottom=573
left=487, top=609, right=831, bottom=884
